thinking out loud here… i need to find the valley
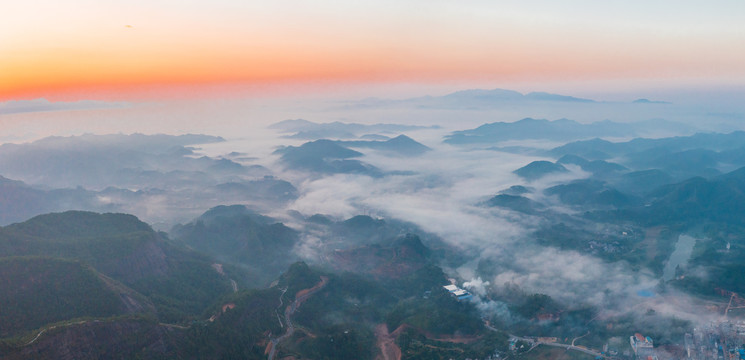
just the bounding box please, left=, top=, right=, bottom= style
left=2, top=92, right=745, bottom=359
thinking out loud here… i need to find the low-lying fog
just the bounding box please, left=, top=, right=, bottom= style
left=3, top=88, right=745, bottom=334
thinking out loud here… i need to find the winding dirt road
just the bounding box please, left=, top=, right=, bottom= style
left=267, top=276, right=329, bottom=360
left=375, top=324, right=402, bottom=360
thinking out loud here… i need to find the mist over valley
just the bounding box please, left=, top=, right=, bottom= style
left=2, top=88, right=745, bottom=359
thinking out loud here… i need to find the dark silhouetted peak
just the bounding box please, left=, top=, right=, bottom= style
left=484, top=194, right=543, bottom=214
left=525, top=92, right=595, bottom=102
left=550, top=138, right=617, bottom=159
left=9, top=211, right=152, bottom=239
left=718, top=165, right=745, bottom=183
left=269, top=119, right=316, bottom=131
left=359, top=134, right=390, bottom=140
left=208, top=158, right=244, bottom=171
left=583, top=160, right=627, bottom=174
left=633, top=98, right=671, bottom=104
left=343, top=215, right=385, bottom=229
left=558, top=155, right=627, bottom=176
left=278, top=261, right=321, bottom=295
left=442, top=88, right=523, bottom=100
left=382, top=135, right=430, bottom=154
left=0, top=175, right=27, bottom=187
left=557, top=154, right=590, bottom=167
left=545, top=179, right=637, bottom=208
left=194, top=204, right=276, bottom=226
left=394, top=233, right=430, bottom=257
left=275, top=140, right=382, bottom=176
left=307, top=214, right=333, bottom=225
left=514, top=161, right=568, bottom=180
left=500, top=185, right=532, bottom=195
left=276, top=139, right=362, bottom=159
left=443, top=117, right=655, bottom=144
left=199, top=204, right=252, bottom=220
left=335, top=134, right=430, bottom=156
left=170, top=206, right=299, bottom=287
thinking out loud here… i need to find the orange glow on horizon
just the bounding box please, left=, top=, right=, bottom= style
left=4, top=41, right=738, bottom=102
left=2, top=1, right=744, bottom=101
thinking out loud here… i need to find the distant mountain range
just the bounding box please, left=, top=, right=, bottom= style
left=269, top=119, right=437, bottom=140
left=348, top=88, right=673, bottom=110
left=628, top=166, right=745, bottom=227
left=0, top=133, right=300, bottom=227
left=437, top=89, right=595, bottom=103
left=336, top=134, right=431, bottom=156
left=551, top=131, right=745, bottom=181
left=444, top=117, right=693, bottom=144
left=633, top=98, right=671, bottom=104
left=0, top=172, right=297, bottom=227
left=0, top=133, right=227, bottom=189
left=500, top=132, right=745, bottom=225
left=0, top=98, right=129, bottom=115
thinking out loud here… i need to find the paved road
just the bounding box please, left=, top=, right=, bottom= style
left=490, top=326, right=605, bottom=359
left=275, top=287, right=288, bottom=328
left=540, top=342, right=605, bottom=357
left=572, top=331, right=590, bottom=346
left=25, top=319, right=101, bottom=346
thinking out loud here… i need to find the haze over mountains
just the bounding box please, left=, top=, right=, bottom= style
left=0, top=98, right=129, bottom=115
left=2, top=87, right=745, bottom=359
left=269, top=119, right=438, bottom=140
left=352, top=88, right=660, bottom=109
left=444, top=117, right=694, bottom=144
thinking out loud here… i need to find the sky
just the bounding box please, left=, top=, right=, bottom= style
left=2, top=0, right=745, bottom=101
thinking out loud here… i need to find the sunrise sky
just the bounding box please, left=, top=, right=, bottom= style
left=2, top=0, right=745, bottom=100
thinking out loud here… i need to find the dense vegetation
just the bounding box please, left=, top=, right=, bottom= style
left=0, top=211, right=235, bottom=325
left=0, top=257, right=126, bottom=337
left=180, top=288, right=283, bottom=359
left=397, top=327, right=508, bottom=360
left=171, top=205, right=299, bottom=287
left=288, top=325, right=376, bottom=360
left=386, top=289, right=484, bottom=336
left=0, top=315, right=182, bottom=360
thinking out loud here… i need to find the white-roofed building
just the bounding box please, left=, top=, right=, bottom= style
left=443, top=285, right=473, bottom=301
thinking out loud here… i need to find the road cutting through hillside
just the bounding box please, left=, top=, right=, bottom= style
left=267, top=276, right=329, bottom=360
